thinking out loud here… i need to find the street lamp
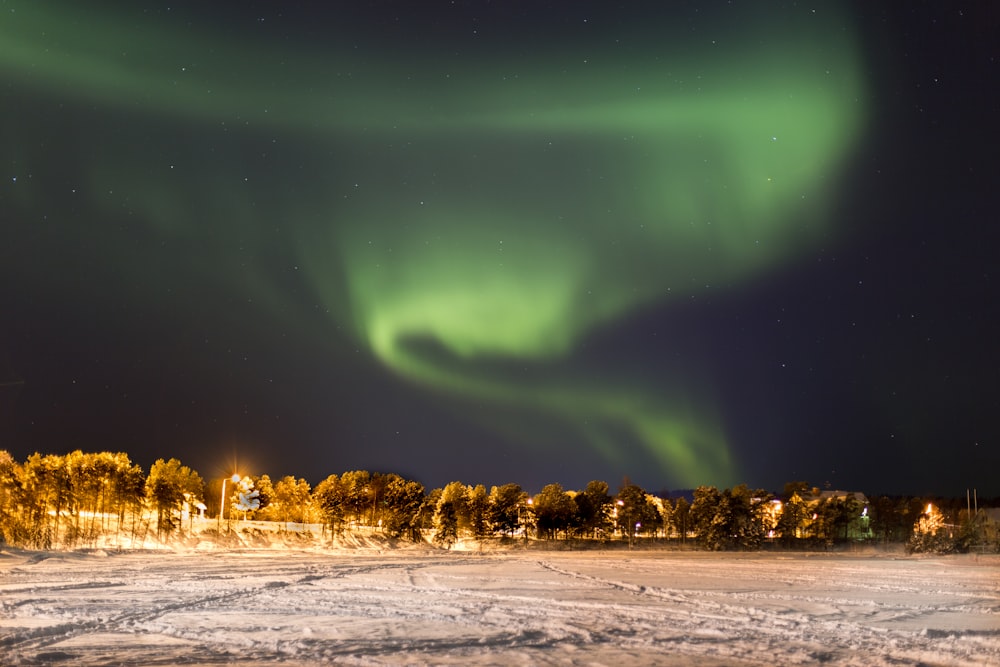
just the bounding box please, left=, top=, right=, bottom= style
left=218, top=474, right=240, bottom=534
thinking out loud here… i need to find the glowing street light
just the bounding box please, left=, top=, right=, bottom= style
left=218, top=473, right=240, bottom=534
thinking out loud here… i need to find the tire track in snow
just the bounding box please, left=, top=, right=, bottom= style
left=536, top=558, right=1000, bottom=666
left=259, top=557, right=604, bottom=659
left=3, top=552, right=998, bottom=666
left=1, top=575, right=295, bottom=664
left=0, top=556, right=414, bottom=663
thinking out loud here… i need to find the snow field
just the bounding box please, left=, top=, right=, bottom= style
left=1, top=548, right=997, bottom=665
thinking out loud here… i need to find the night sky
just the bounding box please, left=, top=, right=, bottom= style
left=1, top=1, right=997, bottom=497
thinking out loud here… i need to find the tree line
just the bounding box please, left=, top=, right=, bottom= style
left=0, top=449, right=994, bottom=553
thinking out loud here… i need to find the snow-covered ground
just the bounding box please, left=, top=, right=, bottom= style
left=1, top=544, right=997, bottom=666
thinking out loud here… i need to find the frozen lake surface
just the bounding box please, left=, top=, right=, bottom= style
left=1, top=546, right=998, bottom=665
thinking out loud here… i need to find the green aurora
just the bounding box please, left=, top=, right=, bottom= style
left=1, top=3, right=866, bottom=486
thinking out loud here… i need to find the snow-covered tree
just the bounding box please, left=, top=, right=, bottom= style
left=234, top=476, right=260, bottom=521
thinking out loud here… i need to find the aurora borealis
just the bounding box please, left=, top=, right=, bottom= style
left=1, top=2, right=997, bottom=496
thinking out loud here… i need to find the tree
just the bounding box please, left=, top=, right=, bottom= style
left=339, top=470, right=373, bottom=527
left=367, top=472, right=392, bottom=528
left=658, top=497, right=674, bottom=538
left=313, top=474, right=347, bottom=534
left=832, top=495, right=863, bottom=541
left=467, top=484, right=490, bottom=539
left=419, top=487, right=443, bottom=534
left=615, top=483, right=661, bottom=545
left=869, top=495, right=910, bottom=544
left=574, top=480, right=612, bottom=538
left=776, top=492, right=809, bottom=545
left=433, top=481, right=467, bottom=547
left=0, top=450, right=15, bottom=510
left=113, top=457, right=146, bottom=546
left=64, top=451, right=145, bottom=547
left=381, top=474, right=425, bottom=541
left=266, top=475, right=313, bottom=527
left=723, top=485, right=771, bottom=550
left=671, top=496, right=690, bottom=542
left=0, top=450, right=27, bottom=546
left=489, top=483, right=526, bottom=537
left=689, top=485, right=772, bottom=550
left=907, top=501, right=960, bottom=553
left=21, top=453, right=73, bottom=548
left=146, top=458, right=203, bottom=539
left=809, top=495, right=863, bottom=544
left=249, top=474, right=274, bottom=520
left=66, top=450, right=100, bottom=546
left=533, top=483, right=576, bottom=540
left=690, top=485, right=723, bottom=549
